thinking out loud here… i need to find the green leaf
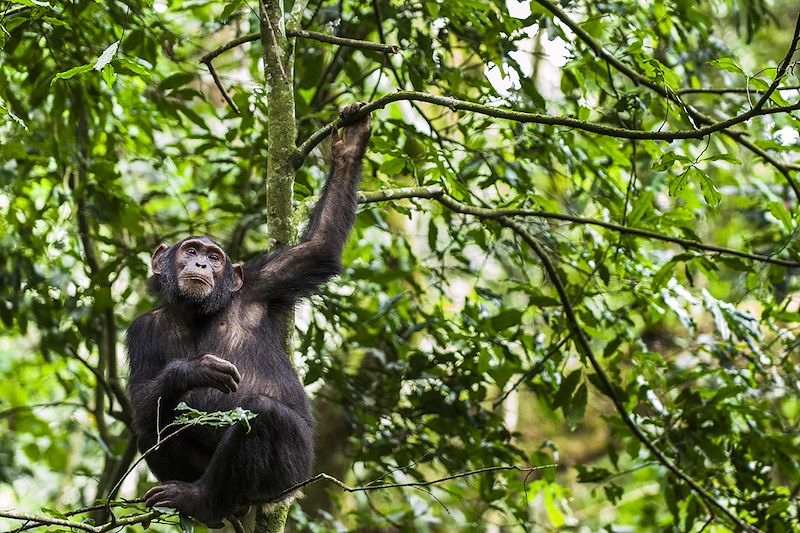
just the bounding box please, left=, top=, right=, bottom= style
left=180, top=514, right=195, bottom=533
left=42, top=16, right=70, bottom=28
left=767, top=201, right=793, bottom=231
left=170, top=403, right=258, bottom=433
left=693, top=168, right=721, bottom=207
left=653, top=152, right=690, bottom=172
left=379, top=157, right=406, bottom=175
left=543, top=487, right=565, bottom=527
left=116, top=57, right=153, bottom=81
left=706, top=153, right=740, bottom=164
left=490, top=309, right=522, bottom=331
left=102, top=64, right=116, bottom=89
left=553, top=370, right=582, bottom=409
left=627, top=190, right=655, bottom=226
left=576, top=465, right=613, bottom=483
left=709, top=57, right=744, bottom=75
left=651, top=260, right=676, bottom=290
left=669, top=169, right=689, bottom=197
left=51, top=63, right=93, bottom=85
left=564, top=383, right=587, bottom=429
left=425, top=1, right=440, bottom=17
left=220, top=0, right=244, bottom=21
left=9, top=0, right=50, bottom=6
left=159, top=72, right=196, bottom=91
left=177, top=105, right=208, bottom=130
left=528, top=295, right=560, bottom=307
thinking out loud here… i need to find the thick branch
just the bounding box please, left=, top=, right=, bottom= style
left=259, top=0, right=296, bottom=249
left=358, top=186, right=800, bottom=268
left=286, top=0, right=310, bottom=31
left=295, top=91, right=800, bottom=164
left=257, top=0, right=298, bottom=529
left=357, top=185, right=445, bottom=203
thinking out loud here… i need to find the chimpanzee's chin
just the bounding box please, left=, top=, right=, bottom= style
left=178, top=279, right=213, bottom=300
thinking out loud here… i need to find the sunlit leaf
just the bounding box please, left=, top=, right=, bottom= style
left=93, top=40, right=120, bottom=71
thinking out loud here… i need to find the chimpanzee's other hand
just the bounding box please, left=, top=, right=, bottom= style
left=332, top=102, right=371, bottom=161
left=194, top=354, right=241, bottom=394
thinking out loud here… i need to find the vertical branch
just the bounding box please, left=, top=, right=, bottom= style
left=260, top=0, right=298, bottom=250
left=287, top=0, right=310, bottom=32
left=257, top=0, right=300, bottom=530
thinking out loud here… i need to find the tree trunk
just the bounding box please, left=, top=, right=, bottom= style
left=255, top=0, right=306, bottom=531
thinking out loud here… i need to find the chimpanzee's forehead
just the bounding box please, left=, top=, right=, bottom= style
left=178, top=236, right=226, bottom=254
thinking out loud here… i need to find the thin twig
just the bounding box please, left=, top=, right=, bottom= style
left=264, top=464, right=557, bottom=504
left=1, top=512, right=97, bottom=533
left=291, top=29, right=399, bottom=54
left=202, top=60, right=240, bottom=114
left=199, top=30, right=398, bottom=64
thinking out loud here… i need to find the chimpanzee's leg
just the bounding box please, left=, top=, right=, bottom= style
left=138, top=427, right=216, bottom=483
left=144, top=395, right=314, bottom=525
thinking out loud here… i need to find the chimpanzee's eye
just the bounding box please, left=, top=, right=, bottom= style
left=186, top=247, right=197, bottom=255
left=209, top=253, right=220, bottom=263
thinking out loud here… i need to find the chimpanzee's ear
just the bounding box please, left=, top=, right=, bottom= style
left=151, top=243, right=169, bottom=275
left=231, top=264, right=244, bottom=292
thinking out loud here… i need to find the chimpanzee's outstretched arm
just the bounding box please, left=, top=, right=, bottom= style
left=245, top=104, right=371, bottom=308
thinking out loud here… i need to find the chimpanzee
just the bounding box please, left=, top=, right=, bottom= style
left=126, top=103, right=371, bottom=526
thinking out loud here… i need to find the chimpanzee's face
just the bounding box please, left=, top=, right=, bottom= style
left=174, top=238, right=227, bottom=300
left=150, top=236, right=243, bottom=315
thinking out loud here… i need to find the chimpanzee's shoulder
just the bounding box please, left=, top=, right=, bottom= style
left=127, top=308, right=167, bottom=337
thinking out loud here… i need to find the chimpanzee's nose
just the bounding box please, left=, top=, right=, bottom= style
left=196, top=261, right=207, bottom=268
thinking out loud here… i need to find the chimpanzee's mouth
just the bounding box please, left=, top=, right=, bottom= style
left=182, top=276, right=212, bottom=287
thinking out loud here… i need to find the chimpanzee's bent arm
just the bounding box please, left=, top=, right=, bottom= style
left=245, top=105, right=370, bottom=308
left=128, top=359, right=197, bottom=435
left=128, top=318, right=240, bottom=437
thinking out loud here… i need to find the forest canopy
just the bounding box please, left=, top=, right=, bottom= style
left=1, top=0, right=800, bottom=531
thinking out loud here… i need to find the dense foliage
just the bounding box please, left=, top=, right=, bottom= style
left=1, top=0, right=800, bottom=531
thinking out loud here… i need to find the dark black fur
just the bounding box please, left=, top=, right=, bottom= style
left=126, top=105, right=370, bottom=525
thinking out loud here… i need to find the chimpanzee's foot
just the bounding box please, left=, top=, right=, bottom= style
left=144, top=481, right=225, bottom=528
